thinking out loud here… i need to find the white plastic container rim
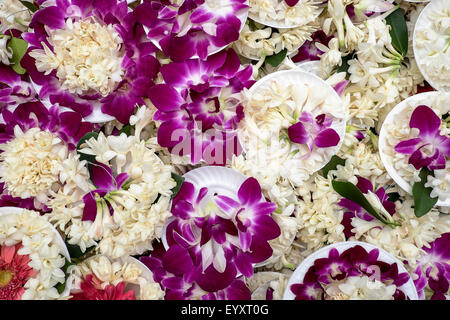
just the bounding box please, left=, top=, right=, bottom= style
left=283, top=241, right=419, bottom=300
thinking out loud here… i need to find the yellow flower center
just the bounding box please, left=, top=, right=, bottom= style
left=0, top=270, right=13, bottom=287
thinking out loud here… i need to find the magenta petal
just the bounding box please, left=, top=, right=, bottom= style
left=82, top=193, right=98, bottom=222
left=148, top=85, right=183, bottom=112
left=91, top=162, right=115, bottom=191
left=234, top=253, right=254, bottom=277
left=190, top=7, right=215, bottom=24
left=394, top=138, right=422, bottom=155
left=288, top=122, right=309, bottom=144
left=239, top=231, right=252, bottom=251
left=162, top=245, right=194, bottom=275
left=214, top=195, right=240, bottom=213
left=356, top=176, right=373, bottom=194
left=285, top=0, right=300, bottom=6
left=237, top=177, right=262, bottom=205
left=410, top=105, right=441, bottom=138
left=314, top=128, right=340, bottom=148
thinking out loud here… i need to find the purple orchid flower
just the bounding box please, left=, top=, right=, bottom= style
left=0, top=101, right=93, bottom=150
left=288, top=112, right=341, bottom=150
left=292, top=31, right=333, bottom=63
left=164, top=177, right=280, bottom=292
left=140, top=242, right=251, bottom=300
left=413, top=233, right=450, bottom=300
left=291, top=245, right=410, bottom=300
left=22, top=0, right=160, bottom=124
left=143, top=0, right=248, bottom=61
left=148, top=49, right=253, bottom=165
left=339, top=176, right=396, bottom=239
left=81, top=162, right=129, bottom=222
left=394, top=105, right=450, bottom=171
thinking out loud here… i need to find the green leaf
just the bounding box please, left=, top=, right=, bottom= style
left=118, top=124, right=133, bottom=136
left=387, top=192, right=401, bottom=203
left=20, top=1, right=39, bottom=12
left=385, top=8, right=408, bottom=57
left=7, top=36, right=28, bottom=75
left=322, top=155, right=346, bottom=177
left=170, top=173, right=185, bottom=199
left=76, top=131, right=99, bottom=163
left=265, top=48, right=288, bottom=67
left=65, top=242, right=96, bottom=261
left=332, top=180, right=400, bottom=227
left=412, top=168, right=438, bottom=217
left=55, top=259, right=76, bottom=294
left=337, top=52, right=354, bottom=76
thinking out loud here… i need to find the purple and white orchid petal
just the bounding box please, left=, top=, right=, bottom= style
left=394, top=138, right=423, bottom=155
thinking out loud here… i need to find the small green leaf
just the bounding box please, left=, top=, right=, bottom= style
left=337, top=52, right=354, bottom=76
left=385, top=8, right=408, bottom=57
left=118, top=124, right=133, bottom=136
left=265, top=48, right=288, bottom=67
left=20, top=1, right=39, bottom=12
left=170, top=173, right=185, bottom=199
left=412, top=168, right=438, bottom=217
left=65, top=242, right=96, bottom=261
left=387, top=192, right=401, bottom=203
left=322, top=155, right=346, bottom=177
left=55, top=259, right=76, bottom=294
left=76, top=131, right=99, bottom=163
left=332, top=180, right=400, bottom=227
left=7, top=36, right=28, bottom=75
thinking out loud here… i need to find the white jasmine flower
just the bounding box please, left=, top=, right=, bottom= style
left=30, top=17, right=125, bottom=96
left=0, top=127, right=69, bottom=203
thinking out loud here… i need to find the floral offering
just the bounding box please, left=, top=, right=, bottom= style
left=289, top=244, right=413, bottom=300
left=0, top=0, right=448, bottom=301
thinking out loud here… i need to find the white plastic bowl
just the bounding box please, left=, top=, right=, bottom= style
left=379, top=91, right=450, bottom=207
left=283, top=241, right=419, bottom=300
left=244, top=69, right=347, bottom=174
left=412, top=0, right=449, bottom=92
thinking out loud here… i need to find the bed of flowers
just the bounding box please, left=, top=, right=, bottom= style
left=0, top=0, right=448, bottom=300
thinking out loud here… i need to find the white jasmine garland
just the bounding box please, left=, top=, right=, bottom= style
left=70, top=255, right=164, bottom=300
left=48, top=109, right=177, bottom=259
left=349, top=198, right=450, bottom=266
left=413, top=0, right=450, bottom=91
left=29, top=17, right=125, bottom=96
left=249, top=0, right=322, bottom=28
left=0, top=209, right=68, bottom=300
left=323, top=275, right=397, bottom=300
left=0, top=126, right=73, bottom=204
left=234, top=23, right=317, bottom=59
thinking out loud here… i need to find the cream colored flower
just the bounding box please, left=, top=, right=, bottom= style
left=30, top=17, right=125, bottom=96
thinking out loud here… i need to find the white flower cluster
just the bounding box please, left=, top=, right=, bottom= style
left=238, top=77, right=345, bottom=187
left=71, top=254, right=164, bottom=300
left=30, top=17, right=125, bottom=96
left=0, top=126, right=79, bottom=206
left=0, top=209, right=68, bottom=300
left=47, top=107, right=176, bottom=259
left=234, top=22, right=317, bottom=59
left=249, top=0, right=322, bottom=27
left=413, top=0, right=450, bottom=91
left=323, top=275, right=397, bottom=300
